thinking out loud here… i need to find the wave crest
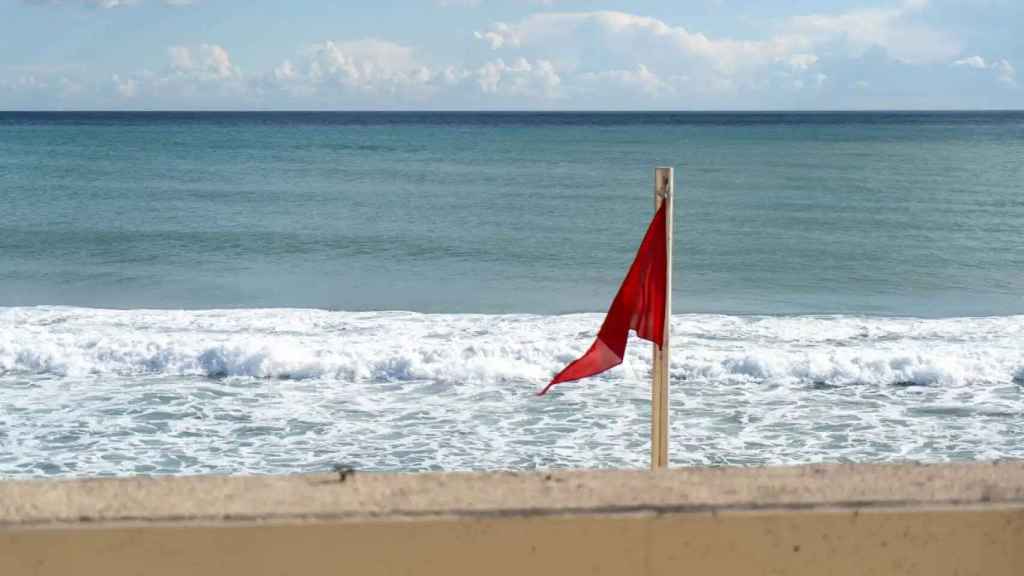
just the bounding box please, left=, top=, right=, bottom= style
left=1, top=307, right=1022, bottom=388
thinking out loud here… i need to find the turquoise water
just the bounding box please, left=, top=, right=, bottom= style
left=3, top=112, right=1023, bottom=316
left=1, top=112, right=1023, bottom=477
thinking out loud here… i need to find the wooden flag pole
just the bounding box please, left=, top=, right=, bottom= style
left=652, top=167, right=673, bottom=469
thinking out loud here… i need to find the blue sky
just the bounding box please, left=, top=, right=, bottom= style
left=2, top=0, right=1021, bottom=110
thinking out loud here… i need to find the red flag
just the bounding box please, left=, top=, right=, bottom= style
left=539, top=203, right=668, bottom=395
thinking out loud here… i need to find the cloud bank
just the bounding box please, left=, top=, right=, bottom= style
left=6, top=0, right=1020, bottom=109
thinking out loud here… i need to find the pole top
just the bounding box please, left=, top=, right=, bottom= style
left=655, top=167, right=673, bottom=200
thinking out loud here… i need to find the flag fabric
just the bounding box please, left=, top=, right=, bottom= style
left=539, top=203, right=668, bottom=395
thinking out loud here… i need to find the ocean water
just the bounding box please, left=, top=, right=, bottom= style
left=1, top=111, right=1023, bottom=477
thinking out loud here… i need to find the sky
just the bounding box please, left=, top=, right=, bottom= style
left=1, top=0, right=1021, bottom=110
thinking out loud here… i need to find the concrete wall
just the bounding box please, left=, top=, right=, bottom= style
left=2, top=462, right=1023, bottom=575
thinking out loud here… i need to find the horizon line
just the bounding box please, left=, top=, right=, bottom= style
left=2, top=108, right=1023, bottom=114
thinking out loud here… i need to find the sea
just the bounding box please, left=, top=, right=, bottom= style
left=1, top=111, right=1023, bottom=478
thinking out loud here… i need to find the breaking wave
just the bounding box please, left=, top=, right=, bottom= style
left=4, top=306, right=1024, bottom=477
left=2, top=306, right=1022, bottom=388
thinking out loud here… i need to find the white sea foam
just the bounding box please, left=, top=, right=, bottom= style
left=2, top=306, right=1023, bottom=478
left=2, top=307, right=1022, bottom=387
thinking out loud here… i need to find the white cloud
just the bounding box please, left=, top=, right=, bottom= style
left=475, top=58, right=561, bottom=98
left=295, top=39, right=434, bottom=96
left=266, top=41, right=564, bottom=103
left=168, top=46, right=194, bottom=72
left=439, top=0, right=572, bottom=6
left=273, top=60, right=298, bottom=82
left=458, top=2, right=989, bottom=107
left=953, top=55, right=988, bottom=69
left=577, top=64, right=668, bottom=97
left=442, top=65, right=470, bottom=85
left=26, top=0, right=195, bottom=6
left=94, top=44, right=243, bottom=107
left=787, top=54, right=819, bottom=72
left=474, top=0, right=959, bottom=81
left=112, top=73, right=136, bottom=97
left=25, top=0, right=138, bottom=6
left=954, top=55, right=1016, bottom=85
left=12, top=74, right=49, bottom=90
left=0, top=70, right=87, bottom=106
left=474, top=23, right=515, bottom=50
left=786, top=1, right=958, bottom=64
left=11, top=0, right=1014, bottom=110
left=475, top=11, right=812, bottom=75
left=168, top=44, right=238, bottom=80
left=996, top=60, right=1017, bottom=85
